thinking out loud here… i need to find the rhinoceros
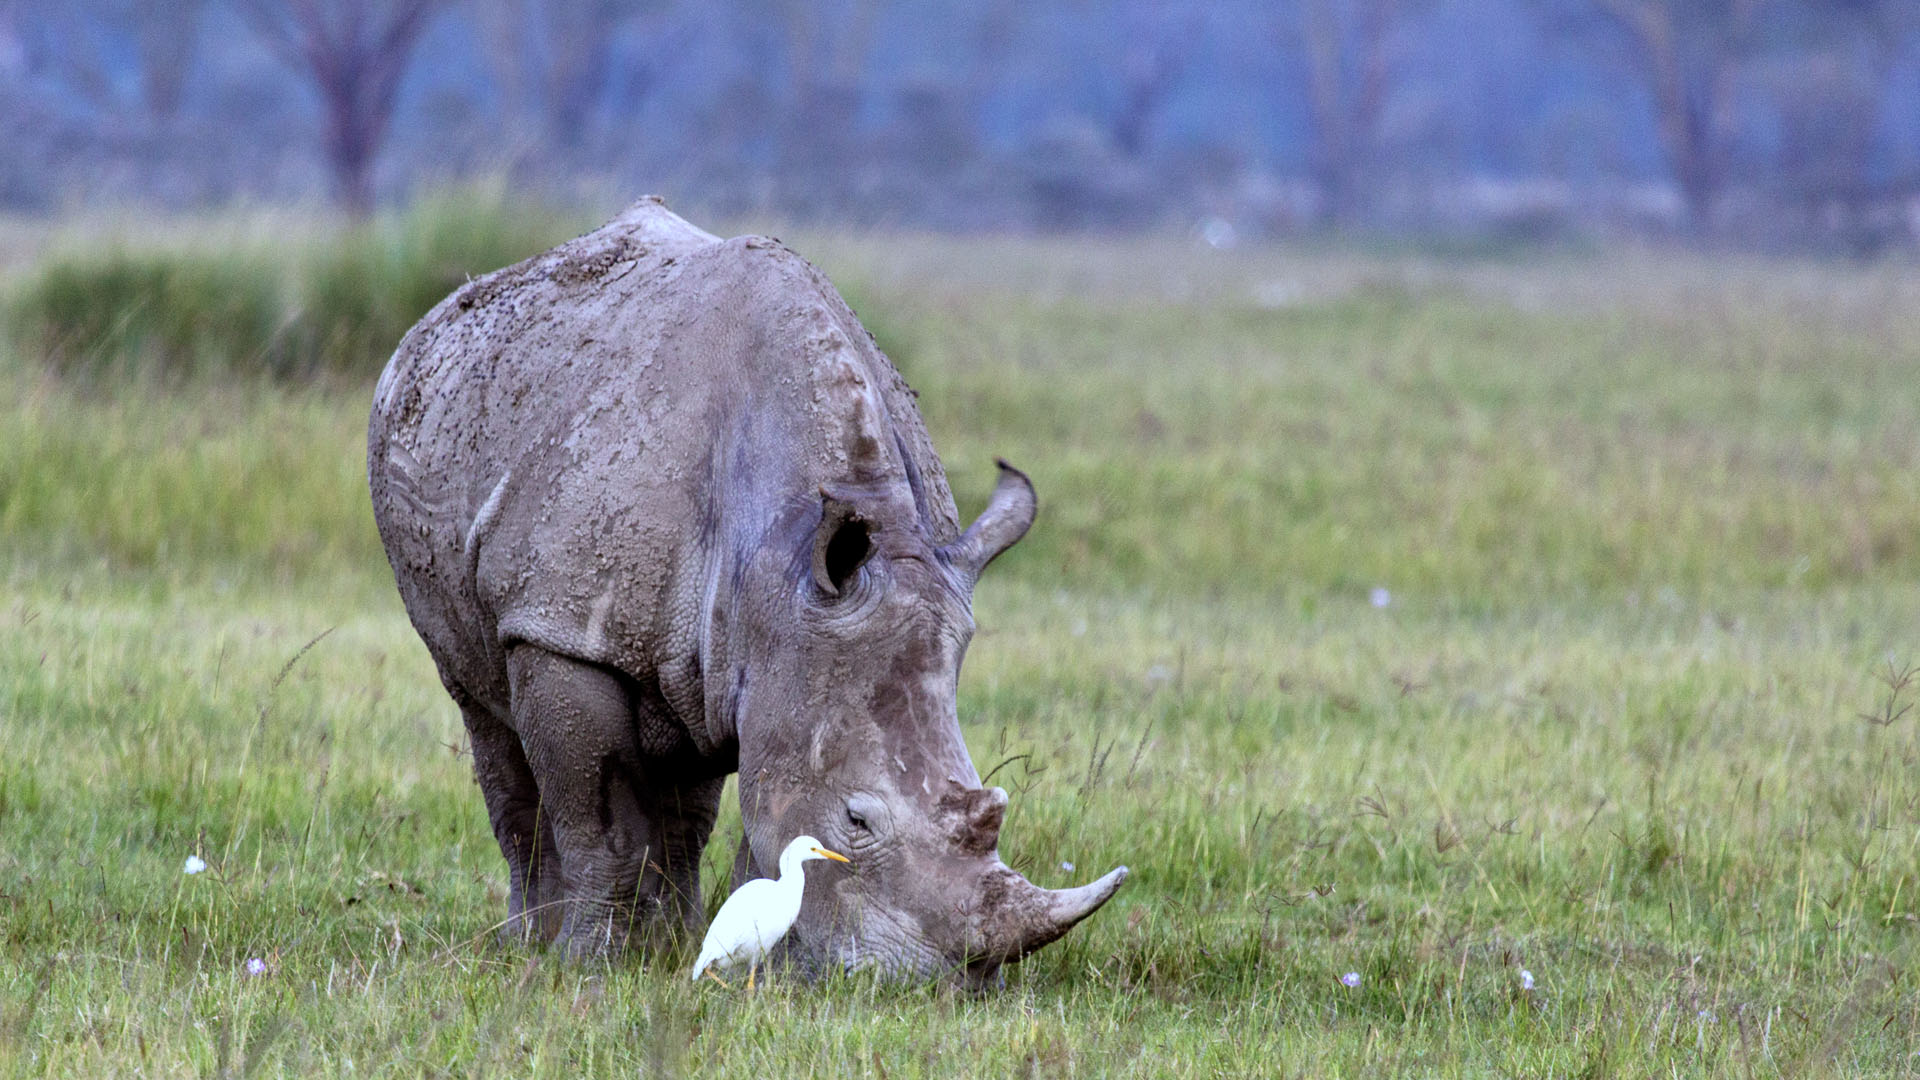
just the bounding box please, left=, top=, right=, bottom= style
left=367, top=197, right=1127, bottom=984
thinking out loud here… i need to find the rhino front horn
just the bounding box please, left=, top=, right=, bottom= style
left=983, top=862, right=1130, bottom=964
left=940, top=461, right=1036, bottom=581
left=1040, top=865, right=1130, bottom=941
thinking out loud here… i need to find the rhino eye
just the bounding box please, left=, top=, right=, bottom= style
left=846, top=792, right=886, bottom=837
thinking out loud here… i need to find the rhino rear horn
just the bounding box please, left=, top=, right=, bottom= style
left=949, top=786, right=1008, bottom=855
left=940, top=461, right=1036, bottom=581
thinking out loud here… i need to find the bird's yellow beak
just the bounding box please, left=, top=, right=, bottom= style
left=812, top=846, right=852, bottom=864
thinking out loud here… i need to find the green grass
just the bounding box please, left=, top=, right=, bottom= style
left=5, top=188, right=584, bottom=383
left=4, top=222, right=1920, bottom=1076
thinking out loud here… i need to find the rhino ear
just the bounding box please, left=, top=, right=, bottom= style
left=813, top=493, right=874, bottom=596
left=940, top=460, right=1036, bottom=582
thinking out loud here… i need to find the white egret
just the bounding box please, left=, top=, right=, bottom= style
left=690, top=834, right=851, bottom=987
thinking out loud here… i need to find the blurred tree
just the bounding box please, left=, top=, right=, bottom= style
left=238, top=0, right=448, bottom=216
left=1766, top=0, right=1918, bottom=247
left=1283, top=0, right=1409, bottom=224
left=1110, top=0, right=1202, bottom=158
left=1583, top=0, right=1759, bottom=233
left=16, top=0, right=204, bottom=124
left=771, top=0, right=885, bottom=214
left=479, top=0, right=661, bottom=161
left=134, top=0, right=201, bottom=122
left=961, top=0, right=1021, bottom=132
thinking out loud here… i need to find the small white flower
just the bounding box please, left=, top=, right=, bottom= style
left=183, top=855, right=207, bottom=875
left=1369, top=587, right=1392, bottom=609
left=1060, top=861, right=1075, bottom=872
left=246, top=958, right=267, bottom=976
left=1340, top=971, right=1361, bottom=988
left=1519, top=969, right=1534, bottom=990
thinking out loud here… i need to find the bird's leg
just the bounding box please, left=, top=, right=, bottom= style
left=747, top=960, right=757, bottom=993
left=702, top=969, right=730, bottom=990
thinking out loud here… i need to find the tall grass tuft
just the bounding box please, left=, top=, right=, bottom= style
left=291, top=191, right=585, bottom=376
left=6, top=188, right=586, bottom=383
left=7, top=245, right=286, bottom=381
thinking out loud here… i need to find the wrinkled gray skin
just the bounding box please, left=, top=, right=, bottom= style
left=367, top=198, right=1127, bottom=986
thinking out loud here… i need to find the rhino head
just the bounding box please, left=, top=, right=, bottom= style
left=726, top=461, right=1128, bottom=986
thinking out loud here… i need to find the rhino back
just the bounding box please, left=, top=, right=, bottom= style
left=368, top=199, right=957, bottom=722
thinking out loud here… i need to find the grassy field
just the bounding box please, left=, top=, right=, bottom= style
left=4, top=215, right=1920, bottom=1076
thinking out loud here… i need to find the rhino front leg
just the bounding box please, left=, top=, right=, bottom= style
left=730, top=832, right=764, bottom=891
left=506, top=645, right=654, bottom=959
left=456, top=687, right=562, bottom=943
left=646, top=776, right=724, bottom=938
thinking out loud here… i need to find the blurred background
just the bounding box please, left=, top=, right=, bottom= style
left=1, top=0, right=1916, bottom=251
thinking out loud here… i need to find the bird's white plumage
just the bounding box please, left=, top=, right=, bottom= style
left=690, top=834, right=850, bottom=983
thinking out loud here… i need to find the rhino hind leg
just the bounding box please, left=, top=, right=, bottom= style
left=506, top=646, right=658, bottom=959
left=458, top=692, right=563, bottom=944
